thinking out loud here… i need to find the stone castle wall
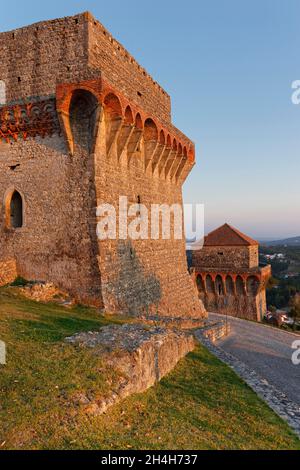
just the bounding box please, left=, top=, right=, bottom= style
left=92, top=110, right=202, bottom=318
left=191, top=243, right=270, bottom=321
left=198, top=289, right=267, bottom=322
left=0, top=13, right=170, bottom=123
left=87, top=16, right=171, bottom=123
left=0, top=13, right=206, bottom=320
left=0, top=134, right=103, bottom=305
left=192, top=245, right=259, bottom=270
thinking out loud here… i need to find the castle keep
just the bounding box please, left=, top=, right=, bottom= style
left=0, top=12, right=206, bottom=321
left=191, top=224, right=271, bottom=321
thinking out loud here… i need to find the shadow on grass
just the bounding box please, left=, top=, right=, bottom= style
left=4, top=297, right=125, bottom=343
left=9, top=317, right=108, bottom=342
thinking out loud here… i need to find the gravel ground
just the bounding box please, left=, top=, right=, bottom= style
left=209, top=313, right=300, bottom=406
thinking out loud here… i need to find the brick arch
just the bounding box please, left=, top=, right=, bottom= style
left=172, top=138, right=178, bottom=151
left=103, top=92, right=123, bottom=117
left=69, top=89, right=100, bottom=152
left=70, top=88, right=99, bottom=109
left=215, top=274, right=224, bottom=295
left=159, top=129, right=165, bottom=145
left=225, top=275, right=235, bottom=295
left=124, top=105, right=134, bottom=124
left=196, top=274, right=205, bottom=293
left=135, top=113, right=143, bottom=129
left=166, top=134, right=172, bottom=148
left=144, top=118, right=158, bottom=141
left=236, top=275, right=245, bottom=295
left=206, top=274, right=215, bottom=294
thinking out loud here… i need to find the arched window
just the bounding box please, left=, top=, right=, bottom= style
left=236, top=275, right=245, bottom=295
left=196, top=275, right=205, bottom=293
left=206, top=275, right=214, bottom=294
left=226, top=275, right=235, bottom=295
left=215, top=275, right=224, bottom=295
left=0, top=81, right=6, bottom=105
left=8, top=191, right=23, bottom=228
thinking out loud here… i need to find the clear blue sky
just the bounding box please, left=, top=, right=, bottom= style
left=1, top=0, right=299, bottom=240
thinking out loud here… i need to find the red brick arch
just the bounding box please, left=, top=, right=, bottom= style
left=103, top=92, right=123, bottom=117
left=144, top=118, right=158, bottom=141
left=159, top=129, right=165, bottom=145
left=124, top=105, right=134, bottom=124
left=135, top=113, right=143, bottom=129
left=53, top=78, right=196, bottom=163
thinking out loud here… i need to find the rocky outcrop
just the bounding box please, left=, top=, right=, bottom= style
left=65, top=323, right=195, bottom=415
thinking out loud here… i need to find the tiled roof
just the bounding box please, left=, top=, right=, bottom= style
left=204, top=223, right=258, bottom=247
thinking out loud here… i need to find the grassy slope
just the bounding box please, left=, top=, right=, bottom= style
left=0, top=287, right=299, bottom=450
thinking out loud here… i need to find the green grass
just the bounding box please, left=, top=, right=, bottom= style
left=0, top=287, right=299, bottom=450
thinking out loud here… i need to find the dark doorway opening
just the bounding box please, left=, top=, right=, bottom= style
left=10, top=191, right=23, bottom=228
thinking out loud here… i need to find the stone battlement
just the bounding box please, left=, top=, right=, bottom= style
left=0, top=12, right=173, bottom=125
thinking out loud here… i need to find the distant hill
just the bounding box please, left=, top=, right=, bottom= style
left=261, top=236, right=300, bottom=247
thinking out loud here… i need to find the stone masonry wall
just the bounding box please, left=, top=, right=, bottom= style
left=199, top=292, right=262, bottom=321
left=93, top=117, right=203, bottom=318
left=200, top=293, right=260, bottom=321
left=0, top=258, right=17, bottom=286
left=66, top=323, right=195, bottom=416
left=0, top=13, right=205, bottom=320
left=0, top=12, right=170, bottom=124
left=77, top=95, right=204, bottom=319
left=0, top=15, right=89, bottom=104
left=88, top=15, right=171, bottom=123
left=249, top=245, right=259, bottom=268
left=192, top=245, right=254, bottom=270
left=0, top=135, right=103, bottom=305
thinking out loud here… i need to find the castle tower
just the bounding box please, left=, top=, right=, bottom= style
left=0, top=12, right=206, bottom=323
left=191, top=224, right=271, bottom=321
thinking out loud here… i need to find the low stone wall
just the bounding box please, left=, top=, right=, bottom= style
left=199, top=292, right=261, bottom=322
left=0, top=259, right=17, bottom=286
left=198, top=320, right=231, bottom=343
left=65, top=324, right=195, bottom=415
left=140, top=315, right=205, bottom=330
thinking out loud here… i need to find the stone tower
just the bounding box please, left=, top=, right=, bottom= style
left=0, top=12, right=206, bottom=323
left=191, top=224, right=271, bottom=321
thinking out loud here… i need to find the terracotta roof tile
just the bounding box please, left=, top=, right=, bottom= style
left=204, top=223, right=258, bottom=247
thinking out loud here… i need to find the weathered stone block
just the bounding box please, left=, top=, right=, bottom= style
left=65, top=323, right=195, bottom=414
